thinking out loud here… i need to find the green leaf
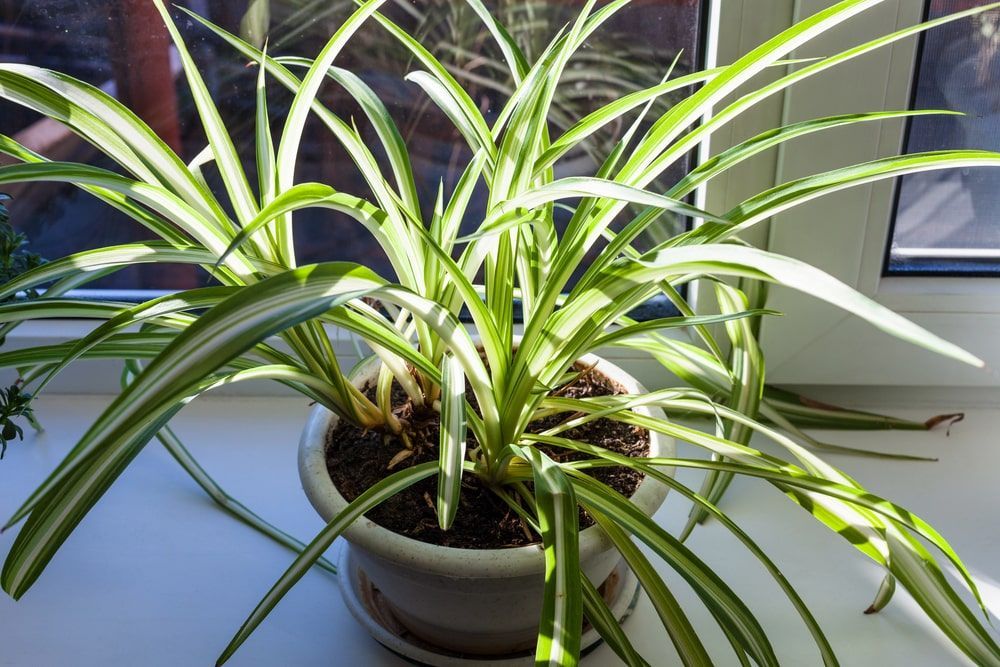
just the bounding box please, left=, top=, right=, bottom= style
left=590, top=309, right=778, bottom=349
left=0, top=333, right=178, bottom=370
left=717, top=151, right=1000, bottom=242
left=406, top=70, right=497, bottom=163
left=366, top=8, right=496, bottom=165
left=152, top=0, right=259, bottom=227
left=31, top=289, right=244, bottom=396
left=512, top=446, right=583, bottom=667
left=1, top=362, right=353, bottom=599
left=154, top=0, right=257, bottom=230
left=628, top=245, right=981, bottom=367
left=217, top=183, right=388, bottom=268
left=181, top=7, right=428, bottom=290
left=534, top=66, right=723, bottom=175
left=650, top=0, right=1000, bottom=201
left=216, top=462, right=439, bottom=665
left=590, top=510, right=712, bottom=667
left=886, top=525, right=1000, bottom=665
left=579, top=573, right=649, bottom=667
left=460, top=177, right=728, bottom=244
left=618, top=0, right=899, bottom=183
left=557, top=437, right=837, bottom=665
left=0, top=65, right=228, bottom=226
left=275, top=0, right=388, bottom=201
left=436, top=353, right=468, bottom=530
left=461, top=0, right=530, bottom=82
left=571, top=473, right=777, bottom=666
left=254, top=42, right=278, bottom=220
left=623, top=1, right=1000, bottom=240
left=121, top=360, right=336, bottom=575
left=277, top=58, right=420, bottom=217
left=0, top=243, right=262, bottom=303
left=668, top=110, right=958, bottom=201
left=0, top=162, right=257, bottom=278
left=0, top=134, right=192, bottom=247
left=682, top=282, right=766, bottom=539
left=562, top=437, right=986, bottom=618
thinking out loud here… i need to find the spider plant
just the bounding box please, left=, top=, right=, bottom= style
left=0, top=0, right=999, bottom=665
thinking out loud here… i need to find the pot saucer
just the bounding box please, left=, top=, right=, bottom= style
left=337, top=542, right=641, bottom=667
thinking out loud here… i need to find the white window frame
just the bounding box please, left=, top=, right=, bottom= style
left=756, top=0, right=1000, bottom=387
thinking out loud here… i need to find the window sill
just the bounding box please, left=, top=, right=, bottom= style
left=0, top=393, right=996, bottom=665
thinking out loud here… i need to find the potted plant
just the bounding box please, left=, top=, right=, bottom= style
left=0, top=1, right=999, bottom=665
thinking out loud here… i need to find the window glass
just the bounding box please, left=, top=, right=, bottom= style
left=888, top=0, right=1000, bottom=274
left=0, top=1, right=704, bottom=292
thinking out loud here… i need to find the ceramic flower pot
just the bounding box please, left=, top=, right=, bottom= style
left=298, top=350, right=673, bottom=657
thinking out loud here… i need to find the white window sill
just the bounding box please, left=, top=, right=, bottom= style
left=1, top=392, right=997, bottom=665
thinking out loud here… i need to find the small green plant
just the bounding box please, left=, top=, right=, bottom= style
left=0, top=194, right=43, bottom=306
left=0, top=383, right=35, bottom=459
left=0, top=194, right=42, bottom=457
left=0, top=382, right=37, bottom=461
left=1, top=1, right=999, bottom=665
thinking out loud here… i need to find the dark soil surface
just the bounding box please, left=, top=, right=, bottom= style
left=326, top=364, right=649, bottom=549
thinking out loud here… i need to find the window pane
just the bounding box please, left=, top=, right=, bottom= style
left=888, top=0, right=1000, bottom=274
left=0, top=0, right=704, bottom=293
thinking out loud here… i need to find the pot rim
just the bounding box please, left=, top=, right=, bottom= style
left=298, top=349, right=673, bottom=579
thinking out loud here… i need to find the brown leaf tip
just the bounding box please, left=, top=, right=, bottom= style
left=924, top=412, right=964, bottom=435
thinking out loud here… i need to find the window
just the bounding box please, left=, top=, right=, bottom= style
left=761, top=0, right=1000, bottom=386
left=888, top=1, right=1000, bottom=275
left=0, top=0, right=705, bottom=295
